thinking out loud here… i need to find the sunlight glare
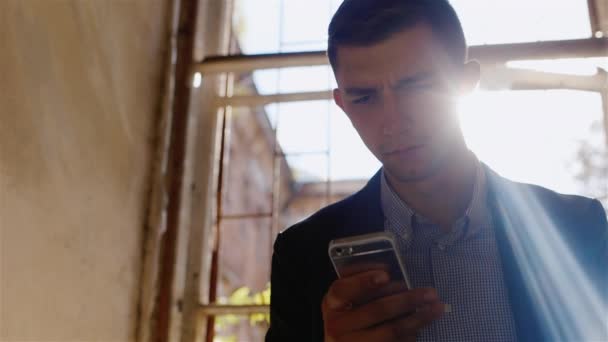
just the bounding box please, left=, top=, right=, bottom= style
left=493, top=183, right=607, bottom=340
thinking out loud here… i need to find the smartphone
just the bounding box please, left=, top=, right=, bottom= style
left=328, top=231, right=412, bottom=289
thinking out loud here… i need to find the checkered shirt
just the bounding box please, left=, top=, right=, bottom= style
left=381, top=161, right=518, bottom=341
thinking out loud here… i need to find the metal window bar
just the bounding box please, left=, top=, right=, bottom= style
left=271, top=0, right=285, bottom=254
left=212, top=66, right=608, bottom=108
left=202, top=5, right=336, bottom=340
left=199, top=304, right=270, bottom=316
left=205, top=72, right=235, bottom=342
left=195, top=38, right=608, bottom=74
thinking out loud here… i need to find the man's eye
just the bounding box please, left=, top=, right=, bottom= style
left=353, top=95, right=371, bottom=104
left=408, top=83, right=434, bottom=90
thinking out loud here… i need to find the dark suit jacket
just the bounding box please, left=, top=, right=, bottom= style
left=266, top=164, right=608, bottom=341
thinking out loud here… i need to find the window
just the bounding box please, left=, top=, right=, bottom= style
left=193, top=1, right=608, bottom=341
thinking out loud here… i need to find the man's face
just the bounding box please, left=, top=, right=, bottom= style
left=333, top=24, right=474, bottom=182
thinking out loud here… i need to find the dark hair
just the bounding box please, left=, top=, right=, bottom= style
left=327, top=0, right=467, bottom=70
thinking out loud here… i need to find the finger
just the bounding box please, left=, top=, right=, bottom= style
left=357, top=281, right=409, bottom=305
left=341, top=301, right=444, bottom=342
left=391, top=301, right=445, bottom=333
left=328, top=288, right=441, bottom=335
left=323, top=269, right=390, bottom=313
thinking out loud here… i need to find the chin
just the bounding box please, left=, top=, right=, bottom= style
left=383, top=161, right=438, bottom=182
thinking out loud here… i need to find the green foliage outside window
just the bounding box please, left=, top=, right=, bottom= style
left=214, top=284, right=271, bottom=342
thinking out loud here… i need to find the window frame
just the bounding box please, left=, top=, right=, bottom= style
left=143, top=1, right=608, bottom=341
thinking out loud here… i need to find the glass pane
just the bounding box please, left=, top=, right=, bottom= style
left=221, top=107, right=274, bottom=216
left=282, top=0, right=332, bottom=44
left=286, top=153, right=329, bottom=182
left=329, top=104, right=381, bottom=180
left=233, top=0, right=592, bottom=55
left=232, top=0, right=281, bottom=54
left=218, top=218, right=273, bottom=293
left=249, top=66, right=334, bottom=96
left=216, top=217, right=272, bottom=342
left=267, top=100, right=380, bottom=182
left=458, top=90, right=606, bottom=203
left=450, top=0, right=591, bottom=45
left=276, top=100, right=330, bottom=154
left=233, top=0, right=334, bottom=55
left=507, top=58, right=608, bottom=76
left=281, top=181, right=332, bottom=228
left=279, top=41, right=328, bottom=53
left=280, top=178, right=366, bottom=229
left=278, top=66, right=333, bottom=93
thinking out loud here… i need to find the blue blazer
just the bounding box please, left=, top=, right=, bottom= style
left=266, top=164, right=608, bottom=341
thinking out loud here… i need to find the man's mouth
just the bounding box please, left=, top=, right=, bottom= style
left=384, top=144, right=425, bottom=156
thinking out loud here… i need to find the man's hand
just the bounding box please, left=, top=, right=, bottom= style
left=322, top=270, right=444, bottom=342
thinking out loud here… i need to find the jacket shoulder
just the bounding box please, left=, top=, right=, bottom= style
left=485, top=162, right=603, bottom=222
left=500, top=178, right=602, bottom=220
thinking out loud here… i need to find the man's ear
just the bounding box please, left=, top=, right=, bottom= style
left=459, top=60, right=481, bottom=95
left=333, top=88, right=345, bottom=111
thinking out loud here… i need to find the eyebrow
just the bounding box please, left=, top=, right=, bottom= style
left=394, top=71, right=434, bottom=88
left=344, top=71, right=434, bottom=96
left=344, top=87, right=377, bottom=96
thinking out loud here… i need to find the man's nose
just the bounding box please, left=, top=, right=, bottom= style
left=381, top=91, right=411, bottom=136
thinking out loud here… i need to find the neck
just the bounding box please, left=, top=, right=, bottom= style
left=384, top=150, right=478, bottom=231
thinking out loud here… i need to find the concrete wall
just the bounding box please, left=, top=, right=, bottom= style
left=0, top=1, right=169, bottom=340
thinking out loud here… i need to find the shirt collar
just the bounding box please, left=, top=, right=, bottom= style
left=380, top=156, right=489, bottom=246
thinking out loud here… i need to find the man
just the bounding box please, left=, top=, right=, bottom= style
left=266, top=0, right=608, bottom=341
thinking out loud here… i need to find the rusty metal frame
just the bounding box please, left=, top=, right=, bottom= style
left=137, top=0, right=234, bottom=342
left=136, top=0, right=182, bottom=341
left=153, top=0, right=201, bottom=340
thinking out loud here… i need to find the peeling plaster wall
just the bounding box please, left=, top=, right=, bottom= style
left=0, top=1, right=169, bottom=340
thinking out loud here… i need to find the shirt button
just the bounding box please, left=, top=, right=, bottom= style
left=437, top=244, right=445, bottom=251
